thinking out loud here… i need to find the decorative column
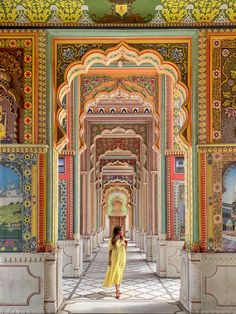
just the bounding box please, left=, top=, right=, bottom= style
left=58, top=77, right=83, bottom=277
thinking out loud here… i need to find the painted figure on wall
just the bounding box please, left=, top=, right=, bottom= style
left=0, top=164, right=23, bottom=251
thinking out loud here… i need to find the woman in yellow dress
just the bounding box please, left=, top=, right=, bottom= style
left=103, top=226, right=128, bottom=299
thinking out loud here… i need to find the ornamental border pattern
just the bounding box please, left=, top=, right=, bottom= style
left=38, top=30, right=47, bottom=144
left=198, top=29, right=207, bottom=143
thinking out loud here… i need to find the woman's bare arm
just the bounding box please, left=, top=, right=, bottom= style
left=108, top=250, right=112, bottom=266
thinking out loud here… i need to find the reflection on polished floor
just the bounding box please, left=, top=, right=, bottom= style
left=59, top=241, right=188, bottom=313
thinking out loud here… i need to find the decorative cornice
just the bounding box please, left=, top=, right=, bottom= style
left=164, top=149, right=185, bottom=156
left=0, top=1, right=235, bottom=27
left=60, top=150, right=76, bottom=156
left=0, top=144, right=49, bottom=154
left=0, top=253, right=45, bottom=263
left=197, top=144, right=236, bottom=153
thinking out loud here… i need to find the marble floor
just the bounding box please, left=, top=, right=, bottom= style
left=58, top=240, right=188, bottom=313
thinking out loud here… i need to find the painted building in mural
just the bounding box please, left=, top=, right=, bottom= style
left=0, top=0, right=235, bottom=313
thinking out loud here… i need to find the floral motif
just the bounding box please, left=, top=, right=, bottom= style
left=24, top=116, right=32, bottom=125
left=24, top=200, right=31, bottom=207
left=212, top=152, right=222, bottom=161
left=213, top=130, right=221, bottom=139
left=24, top=101, right=32, bottom=110
left=213, top=40, right=221, bottom=48
left=24, top=55, right=32, bottom=63
left=8, top=39, right=17, bottom=47
left=225, top=107, right=236, bottom=117
left=213, top=182, right=221, bottom=193
left=24, top=39, right=32, bottom=48
left=62, top=47, right=75, bottom=61
left=213, top=69, right=221, bottom=79
left=24, top=132, right=32, bottom=141
left=24, top=86, right=32, bottom=94
left=8, top=154, right=15, bottom=161
left=213, top=100, right=221, bottom=109
left=222, top=48, right=229, bottom=57
left=24, top=169, right=31, bottom=176
left=24, top=70, right=32, bottom=78
left=214, top=214, right=222, bottom=224
left=170, top=47, right=184, bottom=62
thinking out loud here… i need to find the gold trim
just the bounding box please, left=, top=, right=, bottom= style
left=197, top=144, right=236, bottom=153
left=0, top=144, right=48, bottom=153
left=60, top=150, right=76, bottom=156
left=164, top=149, right=184, bottom=155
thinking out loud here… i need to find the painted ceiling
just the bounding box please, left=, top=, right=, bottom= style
left=0, top=0, right=235, bottom=27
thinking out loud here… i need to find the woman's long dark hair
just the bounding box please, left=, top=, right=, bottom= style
left=111, top=225, right=122, bottom=248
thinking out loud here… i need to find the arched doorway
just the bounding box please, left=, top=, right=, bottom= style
left=55, top=40, right=191, bottom=280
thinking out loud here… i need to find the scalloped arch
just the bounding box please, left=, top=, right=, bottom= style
left=56, top=41, right=189, bottom=151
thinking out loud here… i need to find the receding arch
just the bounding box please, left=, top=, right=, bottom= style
left=56, top=41, right=189, bottom=152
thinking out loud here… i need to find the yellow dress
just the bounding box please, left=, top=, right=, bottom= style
left=103, top=238, right=126, bottom=288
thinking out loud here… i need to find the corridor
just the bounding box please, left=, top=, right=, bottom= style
left=59, top=241, right=187, bottom=313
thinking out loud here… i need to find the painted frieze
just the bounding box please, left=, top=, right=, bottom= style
left=0, top=0, right=234, bottom=27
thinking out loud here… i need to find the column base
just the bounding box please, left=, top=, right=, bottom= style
left=82, top=235, right=93, bottom=261
left=135, top=229, right=141, bottom=248
left=97, top=229, right=103, bottom=247
left=152, top=234, right=158, bottom=262
left=157, top=236, right=184, bottom=277
left=58, top=240, right=83, bottom=277
left=145, top=234, right=158, bottom=261
left=180, top=250, right=236, bottom=313
left=130, top=227, right=135, bottom=241
left=0, top=250, right=63, bottom=314
left=92, top=231, right=99, bottom=251
left=140, top=231, right=145, bottom=253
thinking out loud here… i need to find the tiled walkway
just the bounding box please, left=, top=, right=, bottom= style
left=59, top=240, right=188, bottom=313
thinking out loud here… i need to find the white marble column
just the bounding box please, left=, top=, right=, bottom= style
left=58, top=239, right=83, bottom=277
left=180, top=250, right=201, bottom=313
left=143, top=232, right=147, bottom=253
left=140, top=231, right=145, bottom=252
left=146, top=234, right=153, bottom=261
left=157, top=235, right=184, bottom=277
left=44, top=249, right=63, bottom=313
left=92, top=231, right=98, bottom=251
left=82, top=234, right=93, bottom=261
left=151, top=234, right=158, bottom=262
left=132, top=227, right=136, bottom=241
left=0, top=250, right=63, bottom=314
left=156, top=234, right=166, bottom=277
left=135, top=229, right=141, bottom=248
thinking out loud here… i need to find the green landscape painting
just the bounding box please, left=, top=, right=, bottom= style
left=0, top=164, right=23, bottom=251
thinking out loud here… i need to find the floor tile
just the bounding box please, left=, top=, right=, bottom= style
left=60, top=240, right=185, bottom=313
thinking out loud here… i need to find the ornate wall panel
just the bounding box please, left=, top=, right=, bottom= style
left=0, top=146, right=47, bottom=252
left=57, top=40, right=190, bottom=88
left=81, top=75, right=158, bottom=110
left=58, top=155, right=74, bottom=240
left=199, top=146, right=236, bottom=252
left=90, top=123, right=148, bottom=146
left=166, top=155, right=185, bottom=240
left=207, top=32, right=236, bottom=144
left=96, top=138, right=141, bottom=162
left=0, top=31, right=46, bottom=145
left=58, top=180, right=67, bottom=240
